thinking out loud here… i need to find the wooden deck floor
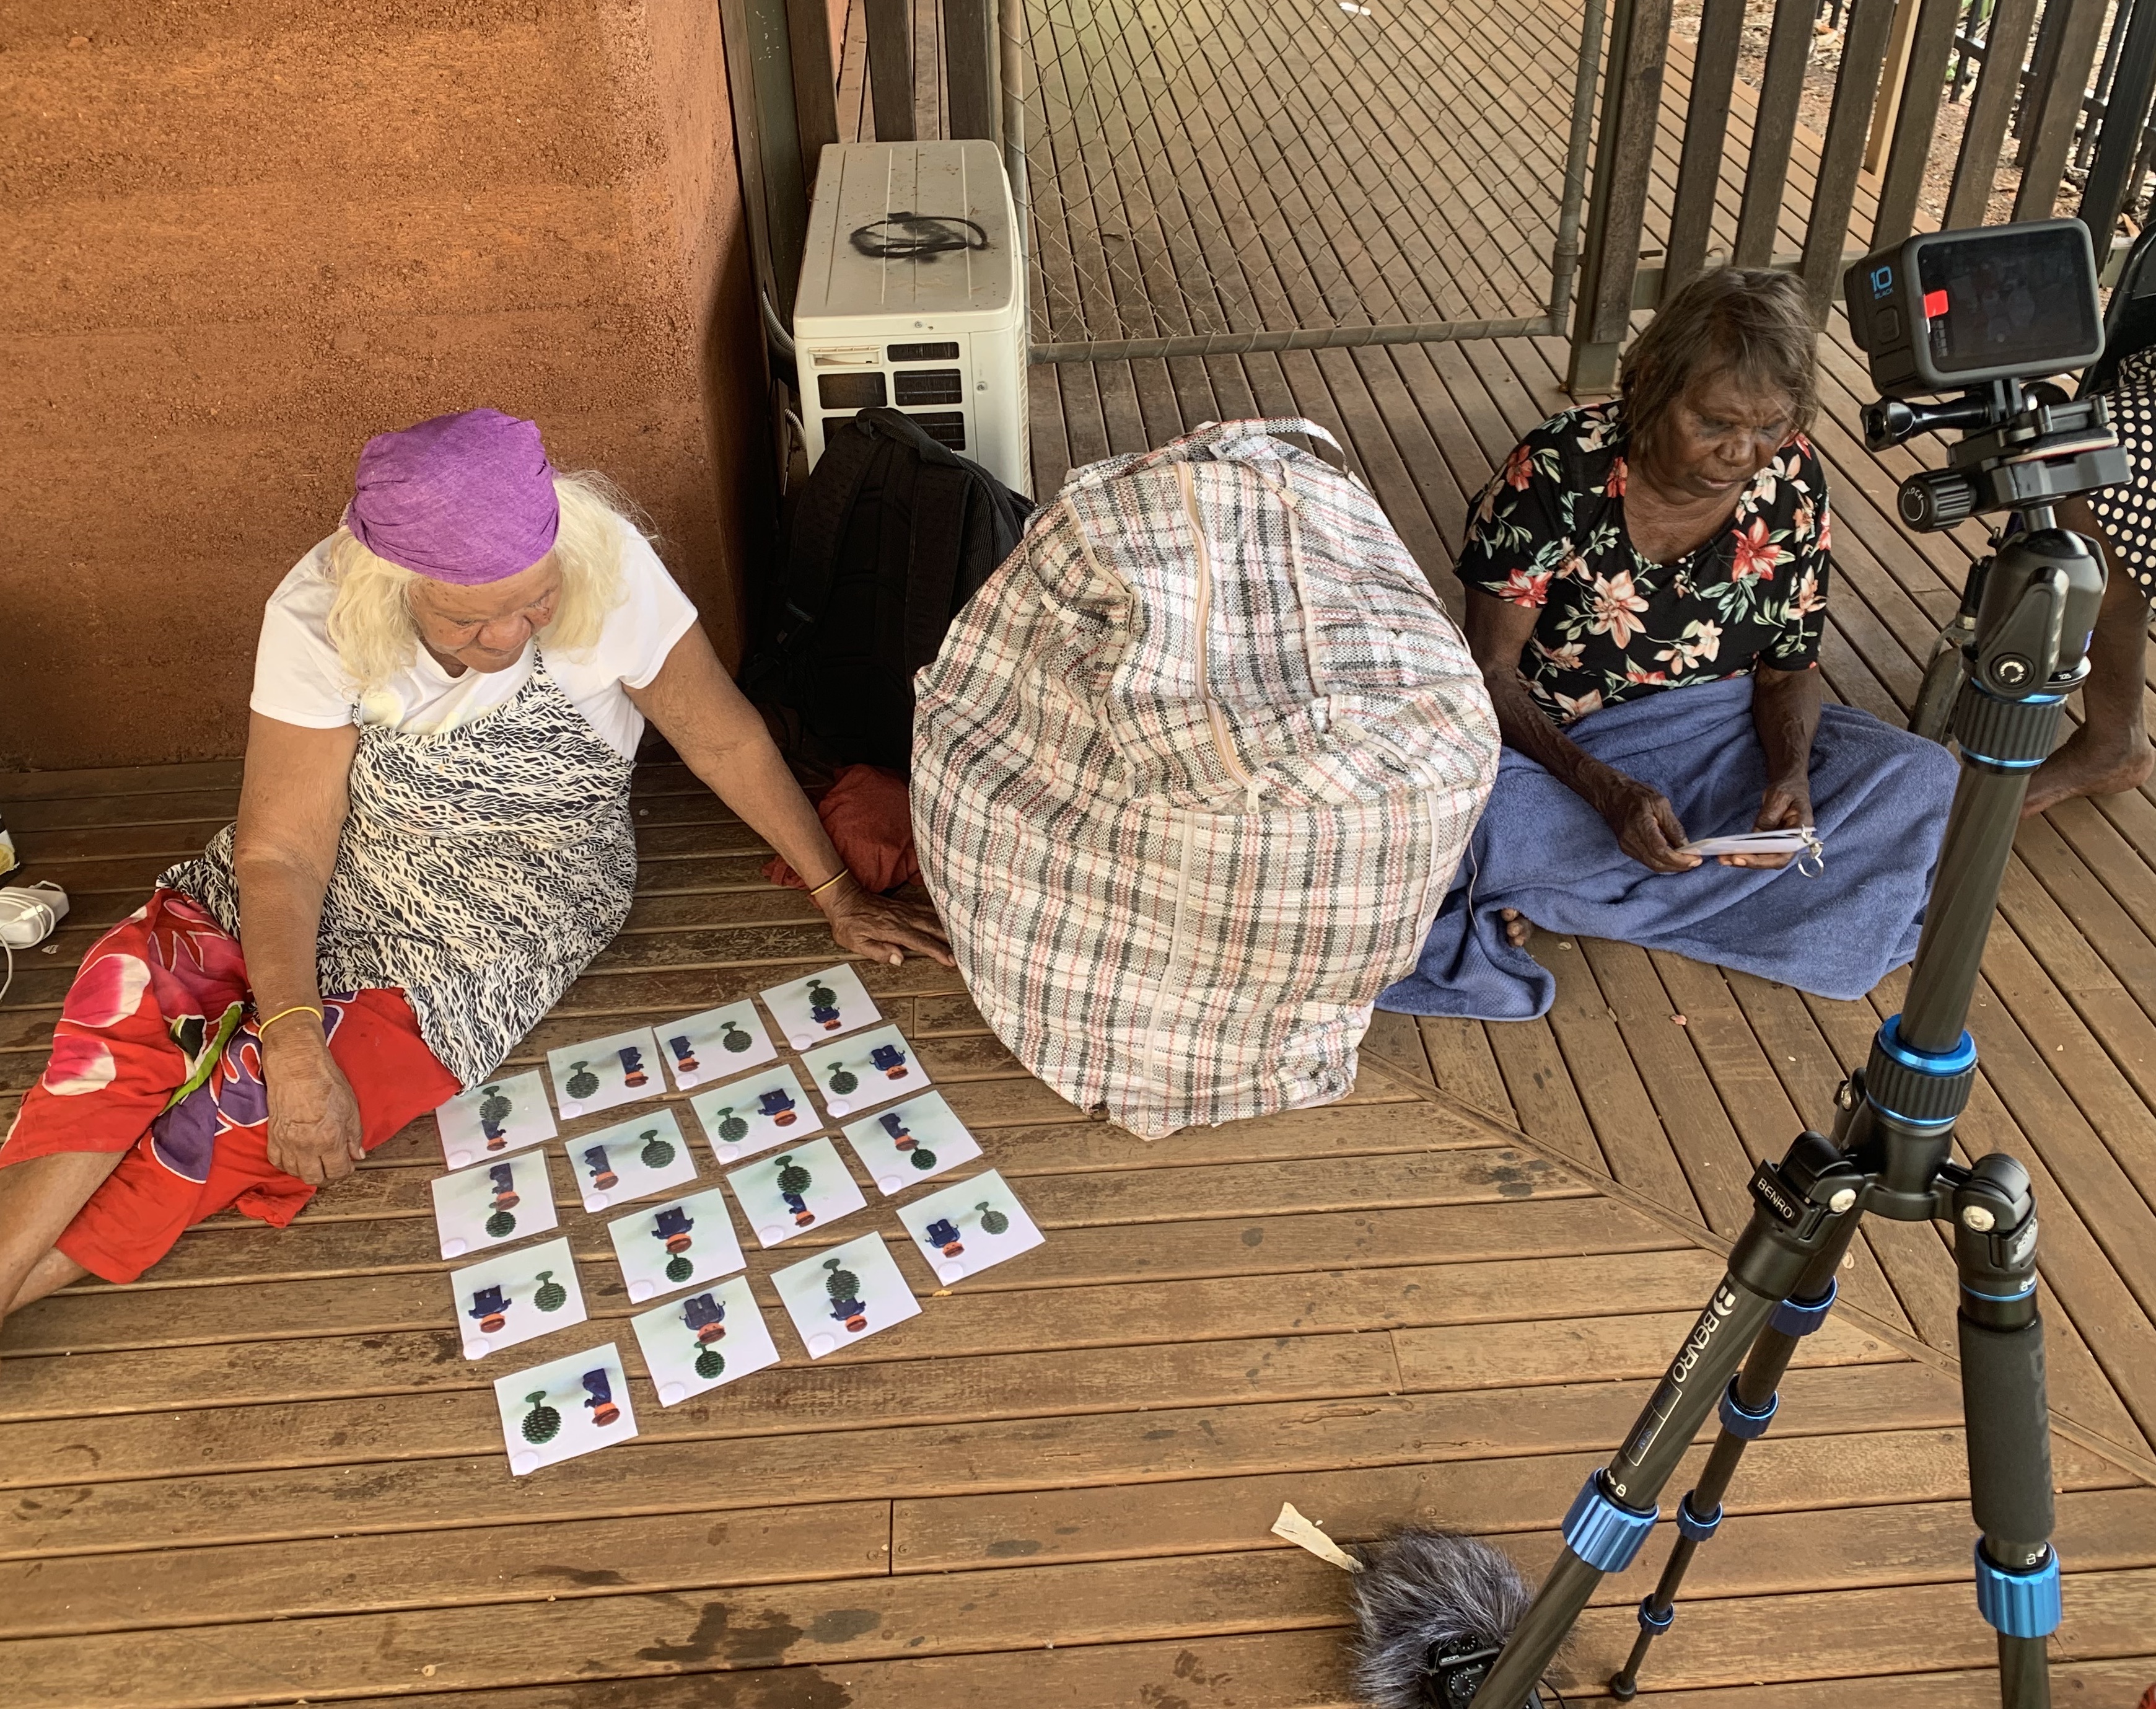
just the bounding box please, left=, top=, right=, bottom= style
left=4, top=4, right=2156, bottom=1705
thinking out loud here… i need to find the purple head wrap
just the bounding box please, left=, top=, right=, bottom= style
left=346, top=408, right=560, bottom=585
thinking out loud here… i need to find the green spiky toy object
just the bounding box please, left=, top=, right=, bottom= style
left=827, top=1064, right=859, bottom=1096
left=715, top=1107, right=748, bottom=1141
left=776, top=1155, right=811, bottom=1197
left=639, top=1128, right=676, bottom=1169
left=695, top=1347, right=725, bottom=1379
left=721, top=1022, right=752, bottom=1052
left=978, top=1202, right=1010, bottom=1236
left=911, top=1147, right=938, bottom=1171
left=484, top=1210, right=517, bottom=1238
left=824, top=1256, right=861, bottom=1303
left=520, top=1391, right=562, bottom=1444
left=534, top=1270, right=568, bottom=1312
left=666, top=1254, right=694, bottom=1283
left=566, top=1061, right=600, bottom=1099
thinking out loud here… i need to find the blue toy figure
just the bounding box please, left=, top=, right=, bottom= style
left=582, top=1368, right=621, bottom=1426
left=758, top=1086, right=799, bottom=1127
left=667, top=1034, right=700, bottom=1074
left=652, top=1205, right=695, bottom=1254
left=682, top=1292, right=727, bottom=1344
left=922, top=1216, right=964, bottom=1257
left=467, top=1284, right=510, bottom=1332
left=582, top=1144, right=619, bottom=1190
left=880, top=1110, right=916, bottom=1151
left=488, top=1162, right=519, bottom=1210
left=870, top=1042, right=907, bottom=1079
left=618, top=1044, right=649, bottom=1088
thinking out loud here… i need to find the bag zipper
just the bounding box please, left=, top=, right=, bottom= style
left=1177, top=462, right=1266, bottom=812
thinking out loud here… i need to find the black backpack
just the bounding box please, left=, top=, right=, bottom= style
left=747, top=408, right=1033, bottom=769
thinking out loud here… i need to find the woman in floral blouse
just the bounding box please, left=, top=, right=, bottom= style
left=1459, top=270, right=1838, bottom=939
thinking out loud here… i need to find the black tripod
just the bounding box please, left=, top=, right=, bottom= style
left=1463, top=492, right=2110, bottom=1709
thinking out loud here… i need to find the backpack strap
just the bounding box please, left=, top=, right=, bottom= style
left=901, top=460, right=976, bottom=671
left=779, top=415, right=888, bottom=637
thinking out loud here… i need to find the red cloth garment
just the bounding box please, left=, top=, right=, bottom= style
left=763, top=764, right=921, bottom=893
left=0, top=889, right=457, bottom=1284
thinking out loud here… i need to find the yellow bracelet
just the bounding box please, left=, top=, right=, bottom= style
left=807, top=869, right=852, bottom=898
left=256, top=1003, right=325, bottom=1035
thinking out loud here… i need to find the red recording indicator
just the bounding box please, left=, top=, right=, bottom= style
left=1922, top=288, right=1949, bottom=320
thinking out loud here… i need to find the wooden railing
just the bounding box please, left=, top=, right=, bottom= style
left=1569, top=0, right=2155, bottom=387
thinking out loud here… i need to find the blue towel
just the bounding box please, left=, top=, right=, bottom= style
left=1378, top=674, right=1961, bottom=1020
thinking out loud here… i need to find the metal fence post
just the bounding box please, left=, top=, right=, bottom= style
left=1567, top=0, right=1673, bottom=393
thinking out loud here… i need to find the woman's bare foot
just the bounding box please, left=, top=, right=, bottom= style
left=2022, top=723, right=2154, bottom=818
left=1499, top=907, right=1534, bottom=949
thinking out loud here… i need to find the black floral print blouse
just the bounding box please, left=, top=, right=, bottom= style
left=1456, top=400, right=1833, bottom=724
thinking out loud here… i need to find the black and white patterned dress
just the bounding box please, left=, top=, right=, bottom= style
left=160, top=656, right=636, bottom=1090
left=2087, top=347, right=2156, bottom=602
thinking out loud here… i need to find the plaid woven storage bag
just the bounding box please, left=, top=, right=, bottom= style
left=912, top=418, right=1499, bottom=1138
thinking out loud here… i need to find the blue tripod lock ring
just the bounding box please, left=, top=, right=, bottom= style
left=1974, top=1544, right=2062, bottom=1638
left=1561, top=1472, right=1657, bottom=1572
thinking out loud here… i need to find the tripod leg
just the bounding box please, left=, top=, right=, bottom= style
left=1467, top=1131, right=1861, bottom=1709
left=1606, top=1231, right=1857, bottom=1700
left=1955, top=1154, right=2059, bottom=1709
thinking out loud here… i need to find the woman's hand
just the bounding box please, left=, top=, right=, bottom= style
left=262, top=1029, right=367, bottom=1184
left=1589, top=769, right=1702, bottom=873
left=822, top=881, right=957, bottom=967
left=1721, top=775, right=1815, bottom=869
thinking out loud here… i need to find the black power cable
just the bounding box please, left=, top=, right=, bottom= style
left=849, top=213, right=990, bottom=261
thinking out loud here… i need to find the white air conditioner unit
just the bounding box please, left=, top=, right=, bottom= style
left=793, top=139, right=1031, bottom=496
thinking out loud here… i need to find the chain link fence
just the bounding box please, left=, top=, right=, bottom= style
left=1015, top=0, right=1603, bottom=359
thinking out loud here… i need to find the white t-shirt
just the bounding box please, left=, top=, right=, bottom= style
left=248, top=519, right=700, bottom=760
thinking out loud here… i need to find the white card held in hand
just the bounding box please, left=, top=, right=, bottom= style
left=431, top=1152, right=561, bottom=1259
left=839, top=1091, right=981, bottom=1194
left=771, top=1231, right=921, bottom=1358
left=631, top=1275, right=780, bottom=1404
left=760, top=963, right=880, bottom=1048
left=688, top=1064, right=820, bottom=1164
left=450, top=1236, right=586, bottom=1360
left=896, top=1170, right=1045, bottom=1285
left=496, top=1342, right=638, bottom=1475
left=564, top=1107, right=699, bottom=1213
left=607, top=1184, right=746, bottom=1303
left=654, top=999, right=776, bottom=1090
left=799, top=1022, right=929, bottom=1117
left=1676, top=827, right=1822, bottom=859
left=725, top=1136, right=867, bottom=1247
left=435, top=1070, right=555, bottom=1169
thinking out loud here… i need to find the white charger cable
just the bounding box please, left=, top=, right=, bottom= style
left=0, top=881, right=70, bottom=1005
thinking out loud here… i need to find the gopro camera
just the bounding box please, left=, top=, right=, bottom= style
left=1844, top=219, right=2104, bottom=399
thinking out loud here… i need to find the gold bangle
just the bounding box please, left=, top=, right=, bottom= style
left=256, top=1003, right=325, bottom=1035
left=807, top=869, right=852, bottom=898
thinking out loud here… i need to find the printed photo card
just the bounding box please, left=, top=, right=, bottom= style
left=654, top=999, right=776, bottom=1091
left=435, top=1069, right=555, bottom=1170
left=563, top=1107, right=699, bottom=1213
left=759, top=963, right=880, bottom=1049
left=895, top=1171, right=1046, bottom=1285
left=630, top=1275, right=781, bottom=1405
left=838, top=1091, right=980, bottom=1195
left=799, top=1023, right=929, bottom=1118
left=431, top=1151, right=560, bottom=1260
left=495, top=1342, right=638, bottom=1475
left=724, top=1136, right=867, bottom=1248
left=688, top=1063, right=821, bottom=1165
left=771, top=1231, right=921, bottom=1358
left=545, top=1026, right=664, bottom=1122
left=449, top=1236, right=587, bottom=1361
left=606, top=1184, right=746, bottom=1303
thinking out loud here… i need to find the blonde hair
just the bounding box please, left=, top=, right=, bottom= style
left=324, top=470, right=642, bottom=692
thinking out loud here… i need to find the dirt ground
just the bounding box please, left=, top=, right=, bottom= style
left=1667, top=0, right=2090, bottom=233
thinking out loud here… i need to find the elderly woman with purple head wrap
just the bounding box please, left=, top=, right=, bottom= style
left=0, top=410, right=950, bottom=1330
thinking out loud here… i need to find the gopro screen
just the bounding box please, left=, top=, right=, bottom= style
left=1919, top=226, right=2100, bottom=378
